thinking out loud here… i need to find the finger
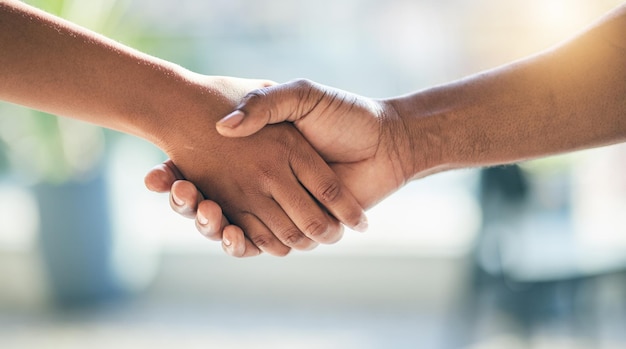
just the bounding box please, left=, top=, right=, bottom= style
left=144, top=160, right=181, bottom=193
left=191, top=189, right=263, bottom=256
left=195, top=199, right=229, bottom=241
left=271, top=176, right=343, bottom=245
left=169, top=180, right=203, bottom=219
left=216, top=79, right=319, bottom=137
left=233, top=211, right=291, bottom=257
left=192, top=192, right=262, bottom=257
left=162, top=159, right=185, bottom=179
left=254, top=196, right=319, bottom=251
left=222, top=225, right=261, bottom=258
left=290, top=143, right=368, bottom=233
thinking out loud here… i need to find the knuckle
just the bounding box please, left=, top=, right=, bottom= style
left=244, top=88, right=269, bottom=102
left=242, top=88, right=271, bottom=112
left=280, top=228, right=305, bottom=247
left=248, top=230, right=292, bottom=256
left=304, top=219, right=329, bottom=240
left=257, top=168, right=280, bottom=190
left=318, top=178, right=342, bottom=204
left=250, top=234, right=271, bottom=248
left=292, top=78, right=314, bottom=89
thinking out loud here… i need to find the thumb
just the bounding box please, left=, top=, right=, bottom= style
left=216, top=79, right=320, bottom=137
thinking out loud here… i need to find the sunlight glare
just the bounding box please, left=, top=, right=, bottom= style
left=530, top=0, right=589, bottom=38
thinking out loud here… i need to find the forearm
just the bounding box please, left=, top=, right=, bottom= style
left=391, top=4, right=626, bottom=177
left=0, top=0, right=196, bottom=145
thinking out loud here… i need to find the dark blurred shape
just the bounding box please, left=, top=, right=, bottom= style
left=0, top=139, right=8, bottom=174
left=447, top=164, right=626, bottom=348
left=35, top=170, right=123, bottom=307
left=480, top=165, right=529, bottom=204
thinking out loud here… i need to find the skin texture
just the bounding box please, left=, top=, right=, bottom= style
left=0, top=0, right=368, bottom=257
left=147, top=4, right=626, bottom=257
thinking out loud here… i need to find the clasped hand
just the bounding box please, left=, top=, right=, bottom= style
left=146, top=79, right=420, bottom=257
left=148, top=76, right=374, bottom=257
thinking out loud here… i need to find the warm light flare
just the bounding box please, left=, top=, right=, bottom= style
left=530, top=0, right=591, bottom=38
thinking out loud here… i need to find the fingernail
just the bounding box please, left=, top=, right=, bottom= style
left=223, top=237, right=232, bottom=247
left=354, top=215, right=369, bottom=232
left=172, top=192, right=184, bottom=207
left=217, top=110, right=245, bottom=128
left=198, top=213, right=209, bottom=226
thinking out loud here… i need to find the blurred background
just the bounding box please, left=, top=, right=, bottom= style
left=1, top=0, right=626, bottom=348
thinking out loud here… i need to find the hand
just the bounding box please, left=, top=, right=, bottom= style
left=145, top=159, right=262, bottom=257
left=0, top=3, right=365, bottom=258
left=215, top=79, right=416, bottom=208
left=148, top=79, right=423, bottom=256
left=154, top=76, right=367, bottom=257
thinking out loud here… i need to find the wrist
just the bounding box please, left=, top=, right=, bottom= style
left=105, top=60, right=190, bottom=145
left=384, top=90, right=453, bottom=181
left=133, top=72, right=271, bottom=163
left=123, top=66, right=225, bottom=153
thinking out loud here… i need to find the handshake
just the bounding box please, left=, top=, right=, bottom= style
left=143, top=78, right=424, bottom=258
left=3, top=1, right=625, bottom=259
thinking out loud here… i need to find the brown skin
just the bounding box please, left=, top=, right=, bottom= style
left=0, top=0, right=368, bottom=256
left=148, top=4, right=626, bottom=257
left=215, top=80, right=416, bottom=210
